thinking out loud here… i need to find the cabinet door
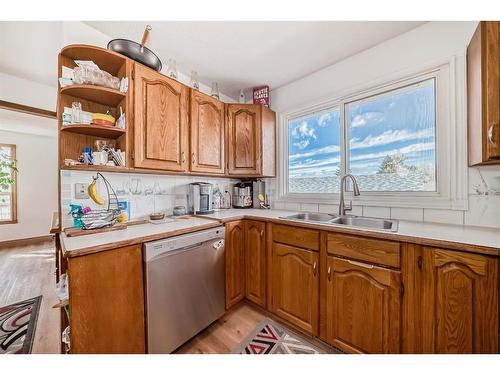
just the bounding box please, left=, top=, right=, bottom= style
left=225, top=220, right=246, bottom=309
left=484, top=22, right=500, bottom=159
left=134, top=63, right=189, bottom=171
left=325, top=256, right=401, bottom=353
left=190, top=90, right=225, bottom=174
left=226, top=104, right=261, bottom=175
left=422, top=247, right=498, bottom=353
left=245, top=220, right=266, bottom=307
left=270, top=243, right=319, bottom=334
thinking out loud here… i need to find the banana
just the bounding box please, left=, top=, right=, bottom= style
left=87, top=179, right=105, bottom=205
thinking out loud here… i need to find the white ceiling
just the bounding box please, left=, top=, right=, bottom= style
left=85, top=21, right=426, bottom=99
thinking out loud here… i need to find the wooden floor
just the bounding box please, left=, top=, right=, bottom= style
left=0, top=239, right=60, bottom=353
left=176, top=303, right=267, bottom=354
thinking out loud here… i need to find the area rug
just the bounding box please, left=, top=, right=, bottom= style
left=233, top=318, right=331, bottom=354
left=0, top=296, right=42, bottom=354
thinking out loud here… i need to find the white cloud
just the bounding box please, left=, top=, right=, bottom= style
left=350, top=142, right=435, bottom=162
left=291, top=120, right=317, bottom=149
left=317, top=113, right=331, bottom=127
left=350, top=111, right=385, bottom=128
left=350, top=128, right=434, bottom=150
left=289, top=144, right=340, bottom=161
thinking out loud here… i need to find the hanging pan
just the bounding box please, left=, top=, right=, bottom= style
left=107, top=25, right=162, bottom=72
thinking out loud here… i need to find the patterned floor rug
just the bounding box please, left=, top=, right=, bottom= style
left=0, top=296, right=42, bottom=354
left=233, top=318, right=332, bottom=354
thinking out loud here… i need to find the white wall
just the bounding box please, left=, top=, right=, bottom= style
left=0, top=111, right=58, bottom=241
left=269, top=21, right=500, bottom=228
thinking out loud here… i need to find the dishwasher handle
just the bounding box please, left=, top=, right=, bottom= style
left=146, top=239, right=224, bottom=262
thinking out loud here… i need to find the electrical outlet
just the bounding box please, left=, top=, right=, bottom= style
left=75, top=183, right=89, bottom=199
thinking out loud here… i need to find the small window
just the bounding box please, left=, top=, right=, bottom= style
left=0, top=144, right=17, bottom=224
left=346, top=79, right=436, bottom=192
left=288, top=109, right=341, bottom=193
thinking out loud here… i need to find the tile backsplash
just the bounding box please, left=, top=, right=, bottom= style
left=61, top=170, right=238, bottom=228
left=267, top=166, right=500, bottom=229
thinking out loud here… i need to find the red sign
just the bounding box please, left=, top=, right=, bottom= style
left=253, top=85, right=270, bottom=107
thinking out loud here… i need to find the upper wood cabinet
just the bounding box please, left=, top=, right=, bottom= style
left=190, top=90, right=225, bottom=174
left=225, top=220, right=246, bottom=309
left=270, top=242, right=319, bottom=335
left=324, top=256, right=401, bottom=353
left=226, top=104, right=276, bottom=177
left=467, top=21, right=500, bottom=165
left=133, top=63, right=189, bottom=171
left=421, top=247, right=498, bottom=353
left=245, top=220, right=267, bottom=307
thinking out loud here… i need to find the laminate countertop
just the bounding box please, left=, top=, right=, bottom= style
left=60, top=209, right=500, bottom=257
left=197, top=209, right=500, bottom=256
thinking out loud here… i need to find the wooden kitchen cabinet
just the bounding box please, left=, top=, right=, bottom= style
left=244, top=220, right=267, bottom=307
left=68, top=245, right=145, bottom=353
left=467, top=21, right=500, bottom=165
left=421, top=247, right=499, bottom=353
left=133, top=63, right=189, bottom=171
left=226, top=104, right=276, bottom=177
left=225, top=220, right=246, bottom=309
left=324, top=256, right=401, bottom=353
left=270, top=242, right=319, bottom=335
left=190, top=89, right=225, bottom=174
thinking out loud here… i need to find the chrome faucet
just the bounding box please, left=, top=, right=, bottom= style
left=339, top=174, right=361, bottom=216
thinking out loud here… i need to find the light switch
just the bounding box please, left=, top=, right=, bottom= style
left=75, top=183, right=89, bottom=199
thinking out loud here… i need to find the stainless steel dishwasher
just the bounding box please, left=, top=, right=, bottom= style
left=144, top=226, right=225, bottom=353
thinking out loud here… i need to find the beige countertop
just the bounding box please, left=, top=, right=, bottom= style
left=60, top=209, right=500, bottom=257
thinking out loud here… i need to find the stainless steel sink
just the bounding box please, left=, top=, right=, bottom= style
left=281, top=212, right=398, bottom=232
left=281, top=212, right=337, bottom=223
left=330, top=216, right=398, bottom=232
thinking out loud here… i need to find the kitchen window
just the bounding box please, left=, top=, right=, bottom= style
left=279, top=63, right=467, bottom=209
left=0, top=144, right=17, bottom=224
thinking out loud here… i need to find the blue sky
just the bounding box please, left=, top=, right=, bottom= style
left=288, top=79, right=436, bottom=188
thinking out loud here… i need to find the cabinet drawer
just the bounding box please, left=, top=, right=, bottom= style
left=272, top=224, right=319, bottom=251
left=327, top=233, right=400, bottom=268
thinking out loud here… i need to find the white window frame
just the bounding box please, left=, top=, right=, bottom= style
left=277, top=58, right=468, bottom=210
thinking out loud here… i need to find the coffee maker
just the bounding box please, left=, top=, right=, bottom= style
left=232, top=182, right=253, bottom=208
left=188, top=182, right=214, bottom=214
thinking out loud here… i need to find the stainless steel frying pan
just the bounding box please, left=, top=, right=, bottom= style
left=107, top=25, right=162, bottom=72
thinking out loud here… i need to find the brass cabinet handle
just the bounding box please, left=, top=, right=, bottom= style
left=488, top=123, right=497, bottom=145
left=192, top=152, right=196, bottom=164
left=417, top=255, right=423, bottom=270
left=347, top=259, right=374, bottom=269
left=313, top=261, right=317, bottom=276
left=181, top=152, right=186, bottom=164
left=260, top=230, right=264, bottom=238
left=327, top=266, right=332, bottom=281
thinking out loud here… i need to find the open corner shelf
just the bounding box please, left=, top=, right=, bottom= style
left=60, top=85, right=126, bottom=107
left=61, top=44, right=127, bottom=76
left=61, top=164, right=129, bottom=173
left=61, top=124, right=126, bottom=139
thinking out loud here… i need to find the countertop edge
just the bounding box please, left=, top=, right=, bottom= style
left=61, top=221, right=222, bottom=258
left=198, top=214, right=500, bottom=257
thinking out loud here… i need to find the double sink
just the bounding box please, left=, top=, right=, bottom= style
left=281, top=212, right=398, bottom=232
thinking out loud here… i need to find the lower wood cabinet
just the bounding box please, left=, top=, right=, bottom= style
left=324, top=256, right=401, bottom=353
left=68, top=245, right=145, bottom=354
left=225, top=220, right=246, bottom=309
left=245, top=220, right=266, bottom=307
left=270, top=242, right=319, bottom=335
left=421, top=247, right=499, bottom=353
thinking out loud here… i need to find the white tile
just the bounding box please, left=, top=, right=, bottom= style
left=284, top=202, right=301, bottom=211
left=318, top=204, right=337, bottom=214
left=424, top=208, right=464, bottom=225
left=464, top=195, right=500, bottom=228
left=273, top=201, right=286, bottom=210
left=390, top=207, right=423, bottom=222
left=300, top=203, right=319, bottom=212
left=363, top=206, right=390, bottom=219
left=350, top=205, right=363, bottom=216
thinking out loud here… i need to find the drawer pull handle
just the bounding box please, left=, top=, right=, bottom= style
left=327, top=266, right=332, bottom=281
left=313, top=261, right=317, bottom=275
left=347, top=259, right=374, bottom=269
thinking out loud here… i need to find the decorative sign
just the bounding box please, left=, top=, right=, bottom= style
left=253, top=85, right=270, bottom=107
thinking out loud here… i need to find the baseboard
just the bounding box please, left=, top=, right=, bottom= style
left=0, top=235, right=54, bottom=249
